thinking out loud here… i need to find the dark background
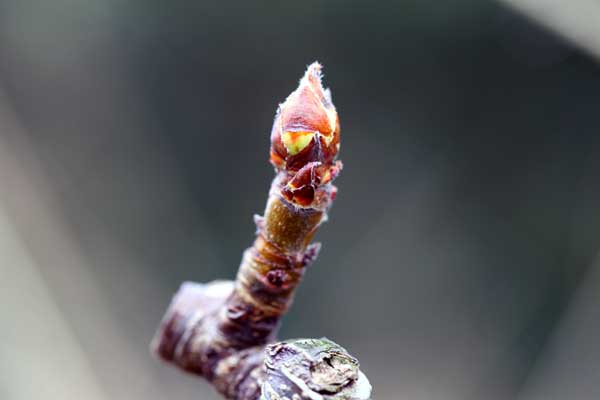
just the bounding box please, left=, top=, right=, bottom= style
left=1, top=1, right=600, bottom=399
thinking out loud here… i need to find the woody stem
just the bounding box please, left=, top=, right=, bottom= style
left=151, top=62, right=370, bottom=400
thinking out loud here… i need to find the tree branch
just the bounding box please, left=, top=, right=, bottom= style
left=151, top=63, right=371, bottom=400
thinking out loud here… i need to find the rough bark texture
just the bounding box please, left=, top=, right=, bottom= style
left=261, top=338, right=372, bottom=400
left=151, top=63, right=371, bottom=400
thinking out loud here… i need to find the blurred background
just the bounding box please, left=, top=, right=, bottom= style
left=1, top=1, right=600, bottom=399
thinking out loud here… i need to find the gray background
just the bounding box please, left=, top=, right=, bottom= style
left=1, top=1, right=600, bottom=399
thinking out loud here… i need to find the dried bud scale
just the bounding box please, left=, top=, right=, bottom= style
left=152, top=63, right=371, bottom=400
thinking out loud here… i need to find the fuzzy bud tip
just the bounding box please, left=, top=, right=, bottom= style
left=270, top=62, right=340, bottom=172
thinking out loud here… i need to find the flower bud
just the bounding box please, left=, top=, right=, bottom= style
left=270, top=62, right=340, bottom=172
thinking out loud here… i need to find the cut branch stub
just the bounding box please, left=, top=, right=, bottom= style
left=262, top=338, right=372, bottom=400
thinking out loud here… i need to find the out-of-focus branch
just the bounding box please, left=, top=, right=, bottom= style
left=500, top=0, right=600, bottom=61
left=151, top=63, right=371, bottom=400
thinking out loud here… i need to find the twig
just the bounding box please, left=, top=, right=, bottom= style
left=151, top=63, right=371, bottom=400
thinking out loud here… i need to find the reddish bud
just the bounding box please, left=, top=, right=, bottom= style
left=270, top=62, right=340, bottom=172
left=280, top=161, right=342, bottom=207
